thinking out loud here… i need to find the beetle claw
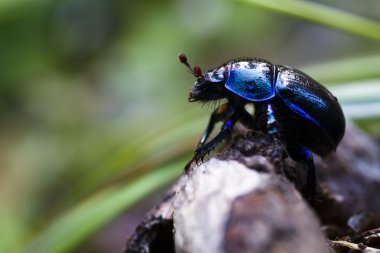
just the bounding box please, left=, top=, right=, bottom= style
left=194, top=143, right=214, bottom=164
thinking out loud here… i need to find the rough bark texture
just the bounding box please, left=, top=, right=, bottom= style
left=125, top=176, right=186, bottom=253
left=314, top=125, right=380, bottom=229
left=125, top=124, right=380, bottom=253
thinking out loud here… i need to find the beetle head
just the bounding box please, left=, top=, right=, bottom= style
left=189, top=66, right=228, bottom=102
left=179, top=53, right=227, bottom=102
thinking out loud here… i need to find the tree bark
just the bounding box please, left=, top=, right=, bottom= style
left=125, top=124, right=380, bottom=253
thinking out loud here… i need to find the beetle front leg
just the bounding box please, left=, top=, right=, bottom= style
left=238, top=107, right=256, bottom=130
left=194, top=106, right=240, bottom=162
left=198, top=103, right=230, bottom=147
left=194, top=119, right=234, bottom=163
left=185, top=103, right=234, bottom=173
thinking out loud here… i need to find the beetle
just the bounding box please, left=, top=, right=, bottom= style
left=179, top=53, right=345, bottom=198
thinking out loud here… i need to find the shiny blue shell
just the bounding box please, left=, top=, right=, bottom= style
left=222, top=58, right=345, bottom=155
left=275, top=65, right=345, bottom=154
left=225, top=58, right=275, bottom=101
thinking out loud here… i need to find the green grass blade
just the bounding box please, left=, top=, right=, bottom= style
left=330, top=79, right=380, bottom=119
left=22, top=158, right=185, bottom=253
left=58, top=111, right=205, bottom=207
left=330, top=80, right=380, bottom=104
left=303, top=54, right=380, bottom=84
left=237, top=0, right=380, bottom=42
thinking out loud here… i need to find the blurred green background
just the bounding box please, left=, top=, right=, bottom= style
left=1, top=0, right=380, bottom=252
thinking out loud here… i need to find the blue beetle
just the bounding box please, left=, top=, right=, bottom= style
left=179, top=53, right=346, bottom=198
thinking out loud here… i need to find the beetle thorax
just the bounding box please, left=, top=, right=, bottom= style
left=224, top=59, right=276, bottom=102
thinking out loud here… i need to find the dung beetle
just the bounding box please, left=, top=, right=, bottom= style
left=179, top=53, right=345, bottom=199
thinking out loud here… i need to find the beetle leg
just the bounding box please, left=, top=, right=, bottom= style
left=198, top=103, right=230, bottom=147
left=238, top=108, right=256, bottom=130
left=185, top=103, right=235, bottom=173
left=266, top=103, right=279, bottom=136
left=287, top=144, right=316, bottom=202
left=266, top=103, right=286, bottom=164
left=194, top=105, right=240, bottom=162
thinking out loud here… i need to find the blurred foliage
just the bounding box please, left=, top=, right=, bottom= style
left=0, top=0, right=380, bottom=252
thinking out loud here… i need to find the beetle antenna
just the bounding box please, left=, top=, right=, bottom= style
left=178, top=53, right=204, bottom=80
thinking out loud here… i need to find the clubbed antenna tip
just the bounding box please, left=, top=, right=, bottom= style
left=178, top=53, right=188, bottom=64
left=178, top=52, right=203, bottom=79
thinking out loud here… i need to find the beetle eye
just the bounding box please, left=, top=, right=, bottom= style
left=195, top=78, right=204, bottom=85
left=208, top=67, right=226, bottom=82
left=212, top=72, right=224, bottom=81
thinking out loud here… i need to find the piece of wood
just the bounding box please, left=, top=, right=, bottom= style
left=314, top=125, right=380, bottom=229
left=125, top=125, right=380, bottom=253
left=173, top=159, right=329, bottom=253
left=125, top=176, right=186, bottom=253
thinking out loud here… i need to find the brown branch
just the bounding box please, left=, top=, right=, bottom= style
left=125, top=124, right=380, bottom=253
left=173, top=159, right=330, bottom=253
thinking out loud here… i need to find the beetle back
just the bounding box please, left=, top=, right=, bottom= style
left=275, top=65, right=345, bottom=155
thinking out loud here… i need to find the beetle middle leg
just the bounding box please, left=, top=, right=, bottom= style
left=264, top=103, right=287, bottom=164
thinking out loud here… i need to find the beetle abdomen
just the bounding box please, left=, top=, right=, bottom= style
left=275, top=65, right=345, bottom=155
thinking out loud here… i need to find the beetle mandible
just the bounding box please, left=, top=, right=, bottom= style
left=179, top=53, right=345, bottom=198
